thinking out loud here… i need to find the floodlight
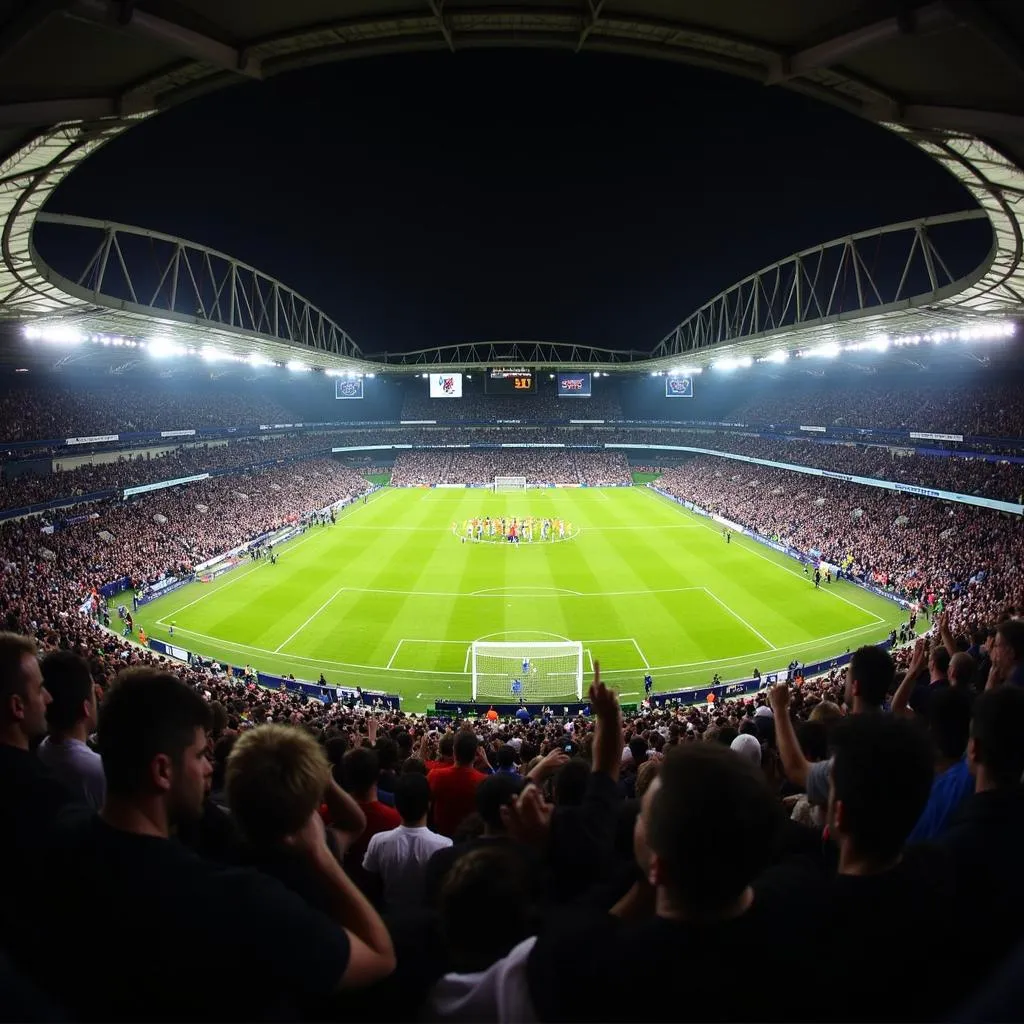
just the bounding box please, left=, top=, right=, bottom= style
left=806, top=342, right=840, bottom=358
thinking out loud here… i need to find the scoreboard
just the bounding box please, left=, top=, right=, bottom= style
left=485, top=367, right=535, bottom=395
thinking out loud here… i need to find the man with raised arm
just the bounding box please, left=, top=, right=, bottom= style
left=769, top=644, right=894, bottom=807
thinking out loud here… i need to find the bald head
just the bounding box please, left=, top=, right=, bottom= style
left=949, top=652, right=977, bottom=690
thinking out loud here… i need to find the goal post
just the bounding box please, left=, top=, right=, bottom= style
left=472, top=640, right=584, bottom=702
left=493, top=476, right=527, bottom=492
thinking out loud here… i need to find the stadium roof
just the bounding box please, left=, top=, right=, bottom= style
left=0, top=0, right=1023, bottom=372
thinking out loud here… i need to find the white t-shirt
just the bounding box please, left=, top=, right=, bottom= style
left=363, top=824, right=452, bottom=909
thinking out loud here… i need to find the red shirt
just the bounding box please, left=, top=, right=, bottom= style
left=428, top=764, right=489, bottom=837
left=343, top=799, right=400, bottom=894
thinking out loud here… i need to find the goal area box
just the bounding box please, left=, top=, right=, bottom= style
left=471, top=640, right=584, bottom=701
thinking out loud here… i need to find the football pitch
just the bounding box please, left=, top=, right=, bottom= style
left=133, top=486, right=904, bottom=710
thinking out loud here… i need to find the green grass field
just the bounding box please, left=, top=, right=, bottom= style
left=133, top=486, right=904, bottom=711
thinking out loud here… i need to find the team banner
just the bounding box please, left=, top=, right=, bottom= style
left=429, top=373, right=463, bottom=398
left=557, top=372, right=591, bottom=397
left=335, top=378, right=364, bottom=400
left=799, top=425, right=826, bottom=433
left=160, top=429, right=196, bottom=437
left=910, top=431, right=963, bottom=442
left=122, top=473, right=210, bottom=498
left=66, top=434, right=118, bottom=445
left=665, top=376, right=693, bottom=398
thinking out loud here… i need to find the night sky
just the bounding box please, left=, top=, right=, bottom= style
left=46, top=50, right=975, bottom=354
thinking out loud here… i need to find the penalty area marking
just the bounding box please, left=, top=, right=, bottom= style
left=701, top=588, right=778, bottom=652
left=273, top=585, right=348, bottom=654
left=630, top=638, right=651, bottom=668
left=162, top=616, right=887, bottom=679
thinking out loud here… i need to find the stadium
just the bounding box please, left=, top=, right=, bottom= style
left=2, top=1, right=1024, bottom=1020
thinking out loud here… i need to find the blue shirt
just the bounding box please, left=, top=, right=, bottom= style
left=908, top=758, right=974, bottom=844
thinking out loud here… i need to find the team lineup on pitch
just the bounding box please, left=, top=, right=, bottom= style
left=132, top=485, right=903, bottom=710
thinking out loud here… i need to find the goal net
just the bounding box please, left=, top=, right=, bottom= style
left=493, top=476, right=527, bottom=492
left=472, top=641, right=584, bottom=702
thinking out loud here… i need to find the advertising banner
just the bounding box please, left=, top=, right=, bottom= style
left=556, top=372, right=591, bottom=396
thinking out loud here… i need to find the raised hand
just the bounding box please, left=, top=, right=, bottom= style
left=588, top=661, right=619, bottom=720
left=500, top=785, right=553, bottom=846
left=768, top=682, right=791, bottom=714
left=528, top=747, right=569, bottom=783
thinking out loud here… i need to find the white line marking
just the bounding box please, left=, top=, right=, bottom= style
left=154, top=562, right=262, bottom=624
left=151, top=492, right=383, bottom=624
left=471, top=586, right=584, bottom=597
left=620, top=691, right=640, bottom=697
left=630, top=637, right=651, bottom=668
left=386, top=639, right=404, bottom=670
left=323, top=584, right=704, bottom=600
left=643, top=489, right=884, bottom=624
left=585, top=648, right=594, bottom=673
left=702, top=587, right=778, bottom=650
left=464, top=645, right=472, bottom=673
left=273, top=585, right=347, bottom=653
left=161, top=616, right=887, bottom=678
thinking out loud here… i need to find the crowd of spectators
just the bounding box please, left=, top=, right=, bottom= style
left=400, top=389, right=624, bottom=422
left=0, top=433, right=369, bottom=512
left=390, top=450, right=631, bottom=486
left=658, top=458, right=1024, bottom=634
left=5, top=421, right=1023, bottom=512
left=4, top=621, right=1024, bottom=1019
left=0, top=458, right=370, bottom=600
left=639, top=430, right=1024, bottom=502
left=0, top=379, right=308, bottom=442
left=725, top=377, right=1024, bottom=437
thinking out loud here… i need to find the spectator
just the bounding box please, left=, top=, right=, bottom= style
left=988, top=618, right=1024, bottom=688
left=787, top=714, right=965, bottom=1020
left=942, top=687, right=1024, bottom=973
left=341, top=746, right=401, bottom=898
left=226, top=723, right=367, bottom=906
left=36, top=649, right=105, bottom=810
left=430, top=744, right=790, bottom=1021
left=770, top=645, right=895, bottom=805
left=428, top=730, right=491, bottom=838
left=15, top=669, right=395, bottom=1019
left=949, top=650, right=978, bottom=690
left=362, top=773, right=452, bottom=910
left=906, top=686, right=974, bottom=842
left=422, top=772, right=532, bottom=907
left=0, top=634, right=74, bottom=857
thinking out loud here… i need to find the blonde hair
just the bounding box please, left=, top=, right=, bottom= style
left=226, top=724, right=327, bottom=844
left=636, top=758, right=662, bottom=799
left=809, top=700, right=842, bottom=724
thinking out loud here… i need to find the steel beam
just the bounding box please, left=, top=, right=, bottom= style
left=767, top=2, right=951, bottom=84
left=576, top=0, right=606, bottom=53
left=426, top=0, right=454, bottom=53
left=68, top=0, right=261, bottom=77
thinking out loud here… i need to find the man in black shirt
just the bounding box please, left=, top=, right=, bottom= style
left=15, top=668, right=394, bottom=1021
left=775, top=714, right=971, bottom=1021
left=430, top=742, right=800, bottom=1022
left=942, top=687, right=1024, bottom=978
left=0, top=633, right=79, bottom=947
